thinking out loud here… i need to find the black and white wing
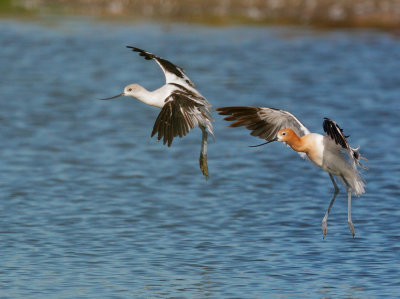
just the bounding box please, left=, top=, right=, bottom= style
left=217, top=106, right=310, bottom=141
left=127, top=46, right=195, bottom=88
left=151, top=91, right=213, bottom=147
left=323, top=118, right=367, bottom=169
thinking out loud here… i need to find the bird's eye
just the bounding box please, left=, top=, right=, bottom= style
left=128, top=88, right=132, bottom=91
left=282, top=132, right=286, bottom=136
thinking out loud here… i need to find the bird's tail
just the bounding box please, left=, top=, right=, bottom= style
left=342, top=144, right=367, bottom=196
left=341, top=163, right=365, bottom=197
left=349, top=171, right=365, bottom=197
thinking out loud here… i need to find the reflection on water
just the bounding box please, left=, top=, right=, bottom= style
left=0, top=18, right=400, bottom=297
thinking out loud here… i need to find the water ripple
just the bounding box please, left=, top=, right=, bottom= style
left=0, top=19, right=400, bottom=297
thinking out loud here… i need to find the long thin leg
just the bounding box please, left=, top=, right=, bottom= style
left=340, top=175, right=356, bottom=238
left=199, top=126, right=209, bottom=179
left=322, top=174, right=339, bottom=239
left=347, top=190, right=355, bottom=238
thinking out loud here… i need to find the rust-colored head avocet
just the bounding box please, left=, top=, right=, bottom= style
left=217, top=106, right=367, bottom=239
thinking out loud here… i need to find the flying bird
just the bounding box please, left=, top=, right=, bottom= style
left=217, top=106, right=367, bottom=238
left=100, top=47, right=214, bottom=178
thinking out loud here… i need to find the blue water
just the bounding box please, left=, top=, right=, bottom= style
left=1, top=18, right=400, bottom=297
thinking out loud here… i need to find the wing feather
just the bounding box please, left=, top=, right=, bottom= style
left=151, top=91, right=213, bottom=147
left=217, top=106, right=310, bottom=158
left=127, top=46, right=195, bottom=88
left=216, top=106, right=310, bottom=141
left=323, top=118, right=368, bottom=169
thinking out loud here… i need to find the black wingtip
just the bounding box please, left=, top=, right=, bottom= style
left=323, top=118, right=348, bottom=148
left=126, top=46, right=154, bottom=60
left=126, top=46, right=139, bottom=51
left=126, top=45, right=137, bottom=52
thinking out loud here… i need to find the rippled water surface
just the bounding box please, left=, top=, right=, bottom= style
left=1, top=18, right=400, bottom=297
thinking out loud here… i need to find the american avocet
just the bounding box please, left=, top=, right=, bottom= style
left=216, top=106, right=367, bottom=238
left=100, top=47, right=214, bottom=178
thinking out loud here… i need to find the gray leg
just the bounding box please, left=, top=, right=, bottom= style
left=347, top=190, right=355, bottom=238
left=340, top=175, right=355, bottom=238
left=199, top=126, right=209, bottom=179
left=322, top=174, right=339, bottom=239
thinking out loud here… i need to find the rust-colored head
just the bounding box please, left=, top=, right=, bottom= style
left=277, top=128, right=297, bottom=143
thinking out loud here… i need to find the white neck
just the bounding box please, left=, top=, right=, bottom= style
left=132, top=85, right=172, bottom=108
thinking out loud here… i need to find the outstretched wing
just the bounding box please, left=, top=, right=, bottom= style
left=151, top=91, right=213, bottom=147
left=217, top=106, right=310, bottom=141
left=323, top=118, right=368, bottom=169
left=127, top=46, right=195, bottom=88
left=323, top=118, right=350, bottom=149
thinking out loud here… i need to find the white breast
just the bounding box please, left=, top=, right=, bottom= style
left=144, top=84, right=177, bottom=108
left=305, top=133, right=325, bottom=168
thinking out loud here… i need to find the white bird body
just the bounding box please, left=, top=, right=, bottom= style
left=125, top=84, right=175, bottom=108
left=287, top=132, right=365, bottom=197
left=101, top=47, right=213, bottom=178
left=217, top=106, right=367, bottom=238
